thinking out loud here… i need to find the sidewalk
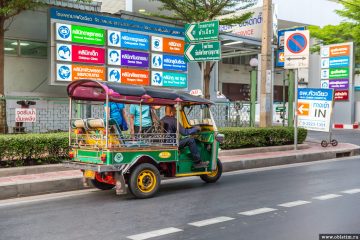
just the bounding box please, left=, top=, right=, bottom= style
left=0, top=142, right=359, bottom=200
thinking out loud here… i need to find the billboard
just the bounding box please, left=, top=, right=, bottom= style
left=50, top=7, right=187, bottom=88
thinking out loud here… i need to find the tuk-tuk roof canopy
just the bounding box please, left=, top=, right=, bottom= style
left=67, top=80, right=213, bottom=105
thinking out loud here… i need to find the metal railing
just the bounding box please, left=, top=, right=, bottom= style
left=3, top=96, right=250, bottom=133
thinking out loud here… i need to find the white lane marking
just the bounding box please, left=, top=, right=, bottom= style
left=278, top=200, right=311, bottom=208
left=313, top=194, right=342, bottom=200
left=127, top=227, right=183, bottom=240
left=341, top=188, right=360, bottom=194
left=188, top=216, right=235, bottom=227
left=239, top=207, right=277, bottom=216
left=0, top=189, right=99, bottom=208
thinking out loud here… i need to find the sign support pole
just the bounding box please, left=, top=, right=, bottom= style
left=288, top=70, right=295, bottom=127
left=294, top=69, right=298, bottom=150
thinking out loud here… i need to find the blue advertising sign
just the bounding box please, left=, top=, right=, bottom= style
left=278, top=27, right=305, bottom=48
left=151, top=71, right=187, bottom=88
left=151, top=54, right=187, bottom=71
left=121, top=32, right=149, bottom=51
left=50, top=8, right=184, bottom=37
left=329, top=56, right=350, bottom=68
left=298, top=88, right=334, bottom=101
left=276, top=49, right=284, bottom=67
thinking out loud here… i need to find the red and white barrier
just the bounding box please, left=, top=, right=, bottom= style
left=333, top=122, right=359, bottom=129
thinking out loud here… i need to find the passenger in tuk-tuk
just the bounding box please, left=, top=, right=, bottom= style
left=161, top=105, right=208, bottom=169
left=105, top=102, right=128, bottom=131
left=129, top=104, right=152, bottom=134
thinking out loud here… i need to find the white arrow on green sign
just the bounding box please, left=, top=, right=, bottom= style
left=185, top=20, right=219, bottom=42
left=184, top=41, right=221, bottom=62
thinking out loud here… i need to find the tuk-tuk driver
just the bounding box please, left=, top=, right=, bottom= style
left=161, top=105, right=208, bottom=169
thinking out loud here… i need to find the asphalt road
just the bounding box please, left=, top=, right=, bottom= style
left=1, top=157, right=360, bottom=240
left=307, top=129, right=360, bottom=145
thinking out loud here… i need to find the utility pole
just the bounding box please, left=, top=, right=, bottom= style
left=260, top=0, right=273, bottom=127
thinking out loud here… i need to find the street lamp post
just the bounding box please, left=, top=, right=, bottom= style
left=249, top=58, right=258, bottom=127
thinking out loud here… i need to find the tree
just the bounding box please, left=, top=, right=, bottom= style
left=149, top=0, right=254, bottom=99
left=0, top=0, right=46, bottom=133
left=309, top=0, right=360, bottom=65
left=0, top=0, right=89, bottom=133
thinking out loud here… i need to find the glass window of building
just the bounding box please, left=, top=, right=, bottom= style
left=4, top=39, right=18, bottom=55
left=20, top=40, right=47, bottom=58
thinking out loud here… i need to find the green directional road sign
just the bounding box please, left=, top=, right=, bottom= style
left=185, top=20, right=219, bottom=42
left=184, top=41, right=221, bottom=62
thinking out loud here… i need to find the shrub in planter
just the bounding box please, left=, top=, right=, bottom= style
left=0, top=132, right=69, bottom=167
left=218, top=127, right=307, bottom=150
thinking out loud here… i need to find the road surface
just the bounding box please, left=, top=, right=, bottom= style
left=0, top=157, right=359, bottom=240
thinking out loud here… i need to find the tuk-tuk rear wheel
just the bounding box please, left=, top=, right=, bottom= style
left=200, top=159, right=222, bottom=183
left=129, top=163, right=161, bottom=199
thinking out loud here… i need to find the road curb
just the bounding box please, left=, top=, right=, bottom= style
left=222, top=146, right=360, bottom=172
left=0, top=164, right=69, bottom=178
left=0, top=178, right=87, bottom=200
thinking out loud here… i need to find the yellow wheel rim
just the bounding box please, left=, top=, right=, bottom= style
left=207, top=166, right=218, bottom=178
left=137, top=170, right=157, bottom=193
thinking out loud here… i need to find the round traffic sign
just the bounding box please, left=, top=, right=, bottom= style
left=286, top=33, right=307, bottom=54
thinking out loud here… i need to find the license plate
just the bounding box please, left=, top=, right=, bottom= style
left=84, top=170, right=95, bottom=179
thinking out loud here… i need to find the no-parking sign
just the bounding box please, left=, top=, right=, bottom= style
left=284, top=30, right=310, bottom=69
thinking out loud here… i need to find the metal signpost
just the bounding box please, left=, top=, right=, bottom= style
left=284, top=30, right=310, bottom=150
left=184, top=20, right=220, bottom=171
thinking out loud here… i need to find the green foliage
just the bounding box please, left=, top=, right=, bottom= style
left=309, top=0, right=360, bottom=65
left=218, top=127, right=307, bottom=149
left=149, top=0, right=253, bottom=24
left=0, top=132, right=69, bottom=167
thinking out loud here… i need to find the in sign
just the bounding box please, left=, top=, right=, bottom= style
left=286, top=33, right=308, bottom=54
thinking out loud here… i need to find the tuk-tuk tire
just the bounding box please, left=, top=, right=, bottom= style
left=129, top=163, right=161, bottom=199
left=200, top=159, right=222, bottom=183
left=91, top=179, right=115, bottom=190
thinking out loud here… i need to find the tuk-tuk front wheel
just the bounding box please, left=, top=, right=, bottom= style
left=200, top=160, right=222, bottom=183
left=129, top=163, right=161, bottom=199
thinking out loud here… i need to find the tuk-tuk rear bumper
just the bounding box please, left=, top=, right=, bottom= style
left=63, top=161, right=129, bottom=173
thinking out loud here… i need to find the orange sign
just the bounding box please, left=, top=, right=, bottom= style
left=297, top=102, right=309, bottom=116
left=163, top=38, right=184, bottom=54
left=121, top=69, right=149, bottom=86
left=72, top=65, right=105, bottom=81
left=330, top=45, right=350, bottom=57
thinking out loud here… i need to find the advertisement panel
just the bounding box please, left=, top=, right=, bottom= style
left=151, top=36, right=184, bottom=54
left=151, top=54, right=187, bottom=71
left=297, top=88, right=334, bottom=132
left=329, top=45, right=350, bottom=57
left=334, top=90, right=349, bottom=101
left=56, top=23, right=105, bottom=45
left=151, top=71, right=187, bottom=88
left=72, top=45, right=105, bottom=64
left=120, top=50, right=149, bottom=68
left=72, top=65, right=105, bottom=81
left=56, top=44, right=105, bottom=64
left=328, top=79, right=349, bottom=90
left=329, top=68, right=349, bottom=79
left=120, top=32, right=149, bottom=51
left=121, top=69, right=149, bottom=85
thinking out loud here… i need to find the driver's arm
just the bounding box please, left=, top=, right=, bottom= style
left=179, top=124, right=200, bottom=136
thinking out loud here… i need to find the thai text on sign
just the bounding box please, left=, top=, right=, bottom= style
left=15, top=108, right=36, bottom=123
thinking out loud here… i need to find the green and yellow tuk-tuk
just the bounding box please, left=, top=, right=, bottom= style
left=65, top=79, right=224, bottom=198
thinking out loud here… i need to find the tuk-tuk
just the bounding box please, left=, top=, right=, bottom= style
left=65, top=79, right=224, bottom=198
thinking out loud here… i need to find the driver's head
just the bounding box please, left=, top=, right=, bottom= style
left=165, top=105, right=176, bottom=117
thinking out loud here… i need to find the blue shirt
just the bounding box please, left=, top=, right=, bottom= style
left=105, top=102, right=125, bottom=128
left=129, top=104, right=152, bottom=127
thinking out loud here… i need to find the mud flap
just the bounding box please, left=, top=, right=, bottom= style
left=115, top=172, right=127, bottom=195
